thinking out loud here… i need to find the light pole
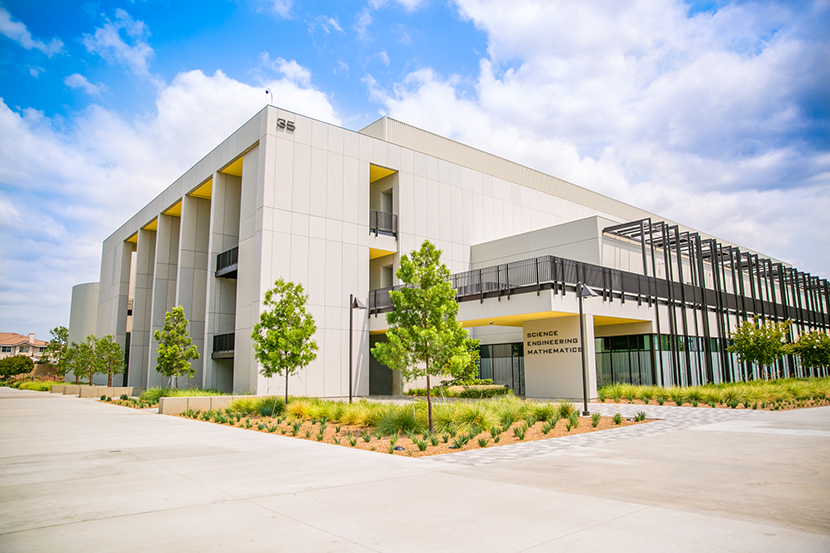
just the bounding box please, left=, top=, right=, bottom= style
left=578, top=281, right=600, bottom=416
left=349, top=294, right=366, bottom=403
left=265, top=87, right=273, bottom=105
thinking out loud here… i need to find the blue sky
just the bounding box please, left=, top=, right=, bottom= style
left=1, top=0, right=828, bottom=339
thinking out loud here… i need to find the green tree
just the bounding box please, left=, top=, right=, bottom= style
left=74, top=336, right=102, bottom=385
left=154, top=306, right=200, bottom=389
left=371, top=240, right=478, bottom=432
left=44, top=326, right=69, bottom=379
left=64, top=342, right=81, bottom=384
left=96, top=335, right=125, bottom=387
left=727, top=316, right=791, bottom=380
left=0, top=355, right=34, bottom=379
left=790, top=331, right=830, bottom=375
left=251, top=279, right=318, bottom=405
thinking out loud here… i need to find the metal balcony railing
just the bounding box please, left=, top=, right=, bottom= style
left=215, top=246, right=239, bottom=278
left=212, top=333, right=235, bottom=359
left=369, top=209, right=397, bottom=237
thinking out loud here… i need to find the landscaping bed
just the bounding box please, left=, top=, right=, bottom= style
left=172, top=397, right=650, bottom=457
left=598, top=377, right=830, bottom=411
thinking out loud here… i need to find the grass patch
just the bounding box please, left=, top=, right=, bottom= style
left=598, top=377, right=830, bottom=410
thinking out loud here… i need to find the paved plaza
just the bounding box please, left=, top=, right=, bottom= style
left=1, top=387, right=828, bottom=552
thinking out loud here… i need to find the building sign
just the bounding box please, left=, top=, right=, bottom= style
left=277, top=118, right=295, bottom=131
left=524, top=330, right=580, bottom=355
left=522, top=317, right=594, bottom=399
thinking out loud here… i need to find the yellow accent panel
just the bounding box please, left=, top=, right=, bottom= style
left=125, top=232, right=137, bottom=244
left=461, top=311, right=573, bottom=329
left=593, top=315, right=649, bottom=326
left=143, top=218, right=158, bottom=232
left=370, top=164, right=396, bottom=183
left=163, top=200, right=182, bottom=217
left=190, top=178, right=212, bottom=199
left=221, top=157, right=243, bottom=176
left=460, top=311, right=648, bottom=329
left=370, top=247, right=395, bottom=260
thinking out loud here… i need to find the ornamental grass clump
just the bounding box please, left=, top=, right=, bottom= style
left=591, top=412, right=601, bottom=427
left=612, top=413, right=623, bottom=425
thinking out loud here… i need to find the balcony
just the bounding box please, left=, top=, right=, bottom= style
left=369, top=209, right=397, bottom=237
left=215, top=246, right=238, bottom=278
left=212, top=333, right=234, bottom=359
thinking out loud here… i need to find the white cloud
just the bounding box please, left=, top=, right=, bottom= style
left=0, top=7, right=63, bottom=56
left=270, top=0, right=293, bottom=18
left=377, top=50, right=390, bottom=66
left=369, top=0, right=428, bottom=12
left=64, top=73, right=108, bottom=97
left=258, top=53, right=314, bottom=86
left=367, top=0, right=830, bottom=277
left=0, top=68, right=340, bottom=336
left=355, top=8, right=373, bottom=41
left=29, top=66, right=44, bottom=78
left=81, top=9, right=154, bottom=77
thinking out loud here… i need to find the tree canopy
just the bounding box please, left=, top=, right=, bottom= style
left=371, top=240, right=478, bottom=432
left=727, top=316, right=791, bottom=380
left=790, top=331, right=830, bottom=375
left=96, top=335, right=125, bottom=387
left=251, top=278, right=318, bottom=404
left=154, top=306, right=200, bottom=388
left=45, top=326, right=69, bottom=377
left=0, top=355, right=34, bottom=379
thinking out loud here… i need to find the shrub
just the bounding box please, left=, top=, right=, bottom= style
left=557, top=401, right=575, bottom=418
left=612, top=413, right=622, bottom=425
left=16, top=381, right=54, bottom=392
left=379, top=405, right=425, bottom=436
left=454, top=402, right=495, bottom=432
left=591, top=412, right=600, bottom=427
left=512, top=424, right=527, bottom=440
left=477, top=436, right=490, bottom=448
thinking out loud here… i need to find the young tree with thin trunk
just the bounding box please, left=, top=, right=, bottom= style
left=371, top=240, right=478, bottom=432
left=251, top=279, right=318, bottom=405
left=727, top=316, right=791, bottom=380
left=45, top=326, right=69, bottom=380
left=154, top=306, right=200, bottom=389
left=96, top=335, right=125, bottom=387
left=76, top=335, right=102, bottom=385
left=790, top=330, right=830, bottom=376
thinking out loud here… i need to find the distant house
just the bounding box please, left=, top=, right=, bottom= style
left=0, top=333, right=48, bottom=362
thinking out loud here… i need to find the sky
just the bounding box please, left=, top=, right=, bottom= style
left=1, top=0, right=828, bottom=340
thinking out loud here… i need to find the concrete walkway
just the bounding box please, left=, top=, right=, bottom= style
left=1, top=388, right=828, bottom=552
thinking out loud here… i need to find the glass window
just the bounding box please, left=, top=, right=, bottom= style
left=38, top=346, right=48, bottom=353
left=18, top=346, right=29, bottom=353
left=0, top=346, right=11, bottom=353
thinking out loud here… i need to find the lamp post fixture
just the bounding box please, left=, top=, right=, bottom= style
left=578, top=281, right=600, bottom=416
left=349, top=294, right=366, bottom=403
left=265, top=87, right=273, bottom=105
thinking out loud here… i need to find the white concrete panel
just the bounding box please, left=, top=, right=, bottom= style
left=328, top=125, right=344, bottom=155
left=342, top=156, right=359, bottom=225
left=291, top=142, right=311, bottom=215
left=309, top=147, right=327, bottom=218
left=326, top=151, right=344, bottom=221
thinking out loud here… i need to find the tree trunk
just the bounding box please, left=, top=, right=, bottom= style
left=74, top=373, right=79, bottom=385
left=426, top=363, right=433, bottom=433
left=285, top=372, right=289, bottom=406
left=107, top=365, right=113, bottom=387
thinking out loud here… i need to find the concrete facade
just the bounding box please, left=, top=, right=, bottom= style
left=71, top=106, right=830, bottom=399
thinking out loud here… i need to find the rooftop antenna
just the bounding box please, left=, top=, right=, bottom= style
left=265, top=87, right=273, bottom=106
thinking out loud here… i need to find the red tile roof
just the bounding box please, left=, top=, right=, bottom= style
left=0, top=333, right=48, bottom=347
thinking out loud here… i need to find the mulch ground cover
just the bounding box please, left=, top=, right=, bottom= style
left=173, top=413, right=649, bottom=457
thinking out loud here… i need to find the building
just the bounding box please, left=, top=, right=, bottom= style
left=70, top=106, right=830, bottom=397
left=0, top=333, right=47, bottom=361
